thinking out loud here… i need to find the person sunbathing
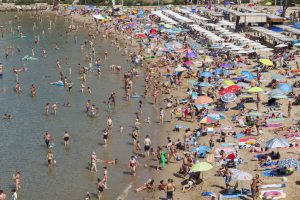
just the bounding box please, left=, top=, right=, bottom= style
left=135, top=179, right=155, bottom=192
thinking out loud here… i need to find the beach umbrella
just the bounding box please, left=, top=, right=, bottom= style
left=278, top=158, right=299, bottom=169
left=259, top=59, right=273, bottom=66
left=200, top=71, right=213, bottom=78
left=248, top=87, right=263, bottom=93
left=241, top=71, right=254, bottom=80
left=164, top=24, right=173, bottom=29
left=190, top=162, right=213, bottom=172
left=175, top=66, right=187, bottom=72
left=223, top=79, right=235, bottom=86
left=135, top=33, right=147, bottom=38
left=271, top=93, right=288, bottom=99
left=199, top=116, right=215, bottom=124
left=220, top=63, right=232, bottom=69
left=208, top=113, right=225, bottom=120
left=275, top=44, right=288, bottom=48
left=226, top=85, right=240, bottom=93
left=266, top=138, right=289, bottom=149
left=232, top=171, right=253, bottom=189
left=271, top=74, right=285, bottom=81
left=265, top=2, right=272, bottom=5
left=184, top=60, right=193, bottom=65
left=221, top=93, right=237, bottom=102
left=294, top=43, right=300, bottom=47
left=149, top=29, right=158, bottom=34
left=279, top=83, right=292, bottom=93
left=195, top=96, right=213, bottom=104
left=293, top=22, right=300, bottom=29
left=185, top=51, right=196, bottom=59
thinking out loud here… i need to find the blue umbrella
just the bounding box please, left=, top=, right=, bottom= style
left=215, top=68, right=222, bottom=75
left=241, top=70, right=254, bottom=80
left=279, top=83, right=292, bottom=93
left=278, top=158, right=299, bottom=169
left=221, top=93, right=237, bottom=102
left=185, top=51, right=196, bottom=59
left=200, top=71, right=213, bottom=78
left=198, top=82, right=212, bottom=87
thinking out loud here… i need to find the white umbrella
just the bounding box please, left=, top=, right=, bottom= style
left=232, top=171, right=253, bottom=181
left=266, top=138, right=289, bottom=149
left=175, top=66, right=187, bottom=72
left=275, top=44, right=288, bottom=48
left=259, top=48, right=274, bottom=52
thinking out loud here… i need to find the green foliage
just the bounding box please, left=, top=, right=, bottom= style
left=173, top=0, right=185, bottom=5
left=15, top=0, right=37, bottom=5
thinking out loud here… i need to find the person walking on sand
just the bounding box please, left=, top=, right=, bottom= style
left=165, top=179, right=176, bottom=200
left=288, top=100, right=292, bottom=118
left=144, top=135, right=151, bottom=157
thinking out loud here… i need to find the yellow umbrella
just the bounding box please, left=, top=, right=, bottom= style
left=164, top=24, right=173, bottom=29
left=223, top=80, right=235, bottom=86
left=259, top=59, right=273, bottom=66
left=248, top=87, right=263, bottom=93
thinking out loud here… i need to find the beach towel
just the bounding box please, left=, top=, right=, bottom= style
left=221, top=143, right=236, bottom=147
left=234, top=133, right=245, bottom=139
left=267, top=123, right=283, bottom=128
left=174, top=125, right=189, bottom=129
left=201, top=191, right=216, bottom=197
left=219, top=194, right=243, bottom=199
left=259, top=190, right=286, bottom=200
left=263, top=170, right=278, bottom=177
left=260, top=183, right=286, bottom=189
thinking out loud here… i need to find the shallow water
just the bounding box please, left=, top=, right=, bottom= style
left=0, top=12, right=161, bottom=199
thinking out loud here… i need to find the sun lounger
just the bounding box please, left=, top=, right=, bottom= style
left=260, top=184, right=286, bottom=189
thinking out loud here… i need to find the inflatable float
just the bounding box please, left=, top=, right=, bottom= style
left=51, top=81, right=64, bottom=87
left=21, top=55, right=38, bottom=61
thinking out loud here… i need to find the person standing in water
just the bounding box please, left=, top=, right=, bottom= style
left=104, top=50, right=108, bottom=60
left=30, top=84, right=36, bottom=97
left=103, top=129, right=108, bottom=145
left=44, top=131, right=52, bottom=148
left=90, top=152, right=98, bottom=172
left=63, top=131, right=70, bottom=146
left=97, top=178, right=104, bottom=199
left=12, top=171, right=21, bottom=191
left=45, top=103, right=50, bottom=115
left=52, top=102, right=58, bottom=115
left=129, top=156, right=138, bottom=176
left=107, top=117, right=113, bottom=133
left=46, top=149, right=54, bottom=166
left=102, top=166, right=108, bottom=189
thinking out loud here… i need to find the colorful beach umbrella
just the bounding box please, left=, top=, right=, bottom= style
left=248, top=87, right=263, bottom=93
left=184, top=60, right=193, bottom=65
left=259, top=59, right=273, bottom=66
left=199, top=116, right=215, bottom=124
left=185, top=51, right=196, bottom=59
left=241, top=71, right=254, bottom=80
left=221, top=93, right=237, bottom=102
left=190, top=162, right=213, bottom=172
left=195, top=96, right=213, bottom=104
left=278, top=158, right=299, bottom=169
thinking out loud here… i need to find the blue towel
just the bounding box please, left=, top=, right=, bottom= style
left=221, top=193, right=242, bottom=199
left=234, top=133, right=245, bottom=139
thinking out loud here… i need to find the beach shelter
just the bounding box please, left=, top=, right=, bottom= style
left=221, top=93, right=237, bottom=102
left=248, top=87, right=263, bottom=93
left=195, top=96, right=213, bottom=104
left=190, top=162, right=213, bottom=172
left=259, top=59, right=273, bottom=66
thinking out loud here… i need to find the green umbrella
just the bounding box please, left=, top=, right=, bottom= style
left=265, top=2, right=272, bottom=5
left=190, top=162, right=213, bottom=172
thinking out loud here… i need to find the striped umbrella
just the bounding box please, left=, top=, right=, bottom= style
left=221, top=93, right=237, bottom=102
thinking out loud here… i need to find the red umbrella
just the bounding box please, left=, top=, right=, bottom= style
left=149, top=29, right=157, bottom=34
left=136, top=33, right=147, bottom=38
left=227, top=153, right=236, bottom=160
left=219, top=85, right=240, bottom=95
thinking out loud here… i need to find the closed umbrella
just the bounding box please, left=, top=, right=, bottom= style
left=248, top=87, right=263, bottom=93
left=221, top=93, right=237, bottom=102
left=195, top=96, right=213, bottom=104
left=190, top=162, right=213, bottom=172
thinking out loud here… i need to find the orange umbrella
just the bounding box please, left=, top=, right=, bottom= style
left=195, top=96, right=213, bottom=104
